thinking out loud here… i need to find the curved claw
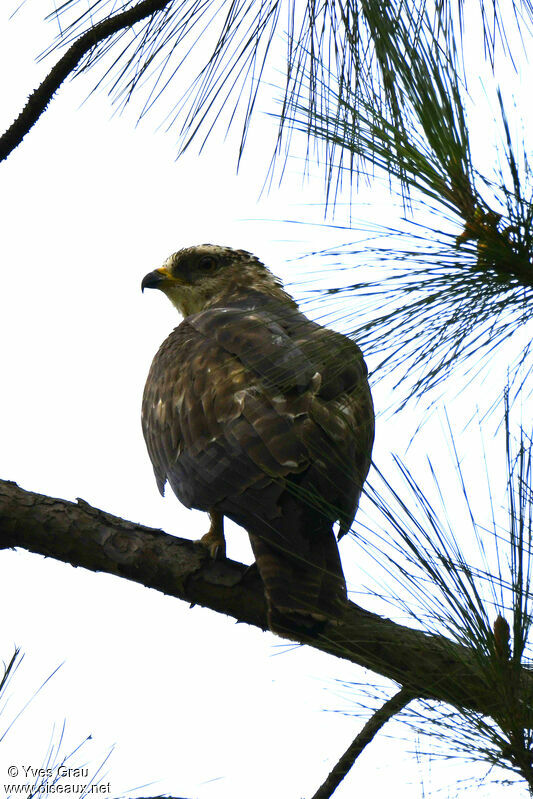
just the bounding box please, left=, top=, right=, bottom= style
left=195, top=511, right=226, bottom=559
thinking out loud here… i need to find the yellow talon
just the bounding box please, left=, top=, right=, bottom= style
left=196, top=511, right=226, bottom=559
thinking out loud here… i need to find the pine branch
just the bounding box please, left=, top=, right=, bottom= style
left=311, top=687, right=413, bottom=799
left=1, top=477, right=533, bottom=724
left=0, top=0, right=174, bottom=162
left=5, top=2, right=528, bottom=168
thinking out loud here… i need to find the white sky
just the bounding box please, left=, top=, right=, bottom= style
left=0, top=4, right=531, bottom=799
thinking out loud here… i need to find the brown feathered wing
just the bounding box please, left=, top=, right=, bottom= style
left=142, top=296, right=374, bottom=633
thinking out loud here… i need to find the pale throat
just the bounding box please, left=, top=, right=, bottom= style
left=163, top=284, right=212, bottom=317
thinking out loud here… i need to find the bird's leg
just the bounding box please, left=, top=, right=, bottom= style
left=196, top=511, right=226, bottom=559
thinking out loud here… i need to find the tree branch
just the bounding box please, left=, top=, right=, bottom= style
left=0, top=0, right=174, bottom=162
left=1, top=477, right=531, bottom=723
left=311, top=687, right=414, bottom=799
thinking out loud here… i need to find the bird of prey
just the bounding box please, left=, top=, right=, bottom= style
left=141, top=244, right=374, bottom=634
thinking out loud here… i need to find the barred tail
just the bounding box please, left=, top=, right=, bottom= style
left=248, top=525, right=347, bottom=635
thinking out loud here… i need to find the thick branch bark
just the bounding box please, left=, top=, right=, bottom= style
left=0, top=0, right=173, bottom=162
left=0, top=478, right=530, bottom=722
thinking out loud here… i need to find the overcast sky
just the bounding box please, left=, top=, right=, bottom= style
left=0, top=4, right=531, bottom=799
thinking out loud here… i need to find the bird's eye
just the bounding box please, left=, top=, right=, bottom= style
left=199, top=255, right=216, bottom=271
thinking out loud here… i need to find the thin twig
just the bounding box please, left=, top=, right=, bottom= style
left=0, top=0, right=174, bottom=162
left=311, top=687, right=414, bottom=799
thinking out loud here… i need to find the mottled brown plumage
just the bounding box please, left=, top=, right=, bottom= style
left=141, top=245, right=374, bottom=634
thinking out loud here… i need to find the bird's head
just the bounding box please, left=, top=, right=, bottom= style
left=141, top=244, right=296, bottom=316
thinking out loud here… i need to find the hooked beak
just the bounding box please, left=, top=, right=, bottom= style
left=141, top=267, right=178, bottom=292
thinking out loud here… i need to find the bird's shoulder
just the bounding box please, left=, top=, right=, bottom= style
left=144, top=294, right=371, bottom=402
left=191, top=295, right=369, bottom=395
